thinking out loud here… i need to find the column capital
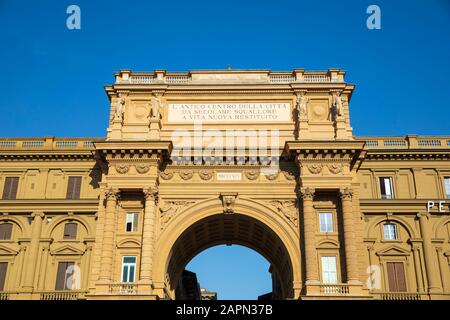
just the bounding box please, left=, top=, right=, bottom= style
left=105, top=188, right=120, bottom=200
left=299, top=187, right=315, bottom=200
left=417, top=212, right=430, bottom=220
left=30, top=211, right=45, bottom=218
left=143, top=187, right=158, bottom=201
left=339, top=187, right=353, bottom=200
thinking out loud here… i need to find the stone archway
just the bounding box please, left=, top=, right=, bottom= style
left=153, top=198, right=302, bottom=300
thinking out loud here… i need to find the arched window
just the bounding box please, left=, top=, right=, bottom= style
left=383, top=223, right=398, bottom=240
left=0, top=223, right=13, bottom=240
left=63, top=222, right=78, bottom=240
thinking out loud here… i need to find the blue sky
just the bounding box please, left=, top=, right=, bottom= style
left=1, top=0, right=450, bottom=299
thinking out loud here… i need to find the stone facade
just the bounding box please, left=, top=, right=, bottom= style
left=0, top=69, right=449, bottom=300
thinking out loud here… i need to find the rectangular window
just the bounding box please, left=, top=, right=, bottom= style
left=2, top=177, right=19, bottom=200
left=121, top=256, right=136, bottom=283
left=63, top=223, right=78, bottom=240
left=319, top=213, right=333, bottom=232
left=444, top=177, right=450, bottom=199
left=0, top=262, right=7, bottom=291
left=384, top=223, right=398, bottom=240
left=0, top=223, right=13, bottom=240
left=66, top=176, right=82, bottom=200
left=125, top=213, right=139, bottom=232
left=379, top=177, right=394, bottom=199
left=55, top=262, right=75, bottom=290
left=386, top=262, right=407, bottom=292
left=321, top=256, right=338, bottom=284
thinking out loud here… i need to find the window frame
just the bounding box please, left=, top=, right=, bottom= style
left=66, top=176, right=82, bottom=200
left=444, top=176, right=450, bottom=199
left=2, top=176, right=19, bottom=200
left=379, top=176, right=395, bottom=199
left=121, top=256, right=137, bottom=283
left=320, top=255, right=338, bottom=284
left=319, top=212, right=334, bottom=233
left=383, top=223, right=398, bottom=241
left=125, top=212, right=139, bottom=233
left=55, top=261, right=76, bottom=290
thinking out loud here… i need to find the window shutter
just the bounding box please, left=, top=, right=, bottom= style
left=0, top=223, right=13, bottom=240
left=66, top=177, right=75, bottom=199
left=395, top=262, right=407, bottom=292
left=2, top=177, right=19, bottom=200
left=73, top=177, right=82, bottom=199
left=133, top=213, right=139, bottom=232
left=55, top=262, right=68, bottom=290
left=63, top=223, right=77, bottom=239
left=0, top=262, right=7, bottom=291
left=387, top=262, right=398, bottom=292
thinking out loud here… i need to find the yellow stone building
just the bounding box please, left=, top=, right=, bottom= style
left=0, top=69, right=449, bottom=300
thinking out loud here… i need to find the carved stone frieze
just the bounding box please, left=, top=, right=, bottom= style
left=159, top=200, right=195, bottom=230
left=268, top=200, right=298, bottom=227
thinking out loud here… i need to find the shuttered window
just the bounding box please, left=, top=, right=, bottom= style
left=0, top=262, right=7, bottom=291
left=2, top=177, right=19, bottom=200
left=66, top=176, right=82, bottom=199
left=0, top=223, right=13, bottom=240
left=63, top=223, right=78, bottom=240
left=55, top=262, right=75, bottom=290
left=386, top=262, right=407, bottom=292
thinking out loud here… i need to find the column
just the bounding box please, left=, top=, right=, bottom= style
left=23, top=211, right=44, bottom=290
left=412, top=245, right=424, bottom=292
left=99, top=188, right=118, bottom=282
left=417, top=212, right=442, bottom=293
left=436, top=247, right=449, bottom=293
left=340, top=188, right=361, bottom=284
left=139, top=188, right=158, bottom=290
left=300, top=187, right=319, bottom=285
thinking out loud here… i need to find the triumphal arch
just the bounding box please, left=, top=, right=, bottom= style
left=0, top=69, right=450, bottom=300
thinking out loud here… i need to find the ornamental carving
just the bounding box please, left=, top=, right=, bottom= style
left=144, top=187, right=158, bottom=202
left=115, top=164, right=129, bottom=174
left=105, top=188, right=119, bottom=200
left=159, top=200, right=195, bottom=230
left=282, top=171, right=296, bottom=181
left=328, top=163, right=343, bottom=174
left=220, top=193, right=237, bottom=214
left=269, top=200, right=298, bottom=227
left=307, top=164, right=323, bottom=174
left=245, top=170, right=260, bottom=180
left=135, top=164, right=150, bottom=174
left=198, top=170, right=213, bottom=180
left=265, top=171, right=279, bottom=181
left=160, top=171, right=174, bottom=180
left=179, top=170, right=194, bottom=180
left=340, top=187, right=353, bottom=200
left=300, top=187, right=315, bottom=201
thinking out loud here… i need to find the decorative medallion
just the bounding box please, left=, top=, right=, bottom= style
left=135, top=164, right=150, bottom=174
left=265, top=171, right=279, bottom=181
left=115, top=164, right=129, bottom=174
left=198, top=170, right=213, bottom=181
left=159, top=200, right=195, bottom=230
left=328, top=163, right=343, bottom=174
left=245, top=170, right=260, bottom=180
left=160, top=171, right=174, bottom=180
left=282, top=171, right=296, bottom=180
left=179, top=170, right=194, bottom=180
left=307, top=164, right=323, bottom=174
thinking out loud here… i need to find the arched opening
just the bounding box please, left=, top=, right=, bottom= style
left=165, top=213, right=295, bottom=300
left=184, top=244, right=272, bottom=300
